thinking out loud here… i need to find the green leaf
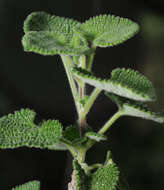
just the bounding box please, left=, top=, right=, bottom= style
left=22, top=12, right=89, bottom=55
left=72, top=67, right=156, bottom=102
left=12, top=181, right=40, bottom=190
left=24, top=12, right=79, bottom=33
left=0, top=109, right=63, bottom=149
left=63, top=125, right=87, bottom=146
left=85, top=132, right=107, bottom=142
left=73, top=160, right=87, bottom=190
left=87, top=161, right=119, bottom=190
left=75, top=14, right=139, bottom=47
left=105, top=93, right=164, bottom=123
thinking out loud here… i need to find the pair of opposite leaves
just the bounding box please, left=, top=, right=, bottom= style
left=22, top=11, right=139, bottom=55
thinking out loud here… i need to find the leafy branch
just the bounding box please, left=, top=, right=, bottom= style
left=1, top=11, right=163, bottom=190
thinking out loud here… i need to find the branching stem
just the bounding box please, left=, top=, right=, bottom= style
left=61, top=55, right=80, bottom=113
left=83, top=88, right=101, bottom=116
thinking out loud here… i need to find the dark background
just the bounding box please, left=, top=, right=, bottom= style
left=0, top=0, right=164, bottom=189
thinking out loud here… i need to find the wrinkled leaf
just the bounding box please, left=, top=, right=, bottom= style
left=0, top=109, right=63, bottom=149
left=72, top=67, right=156, bottom=102
left=75, top=14, right=139, bottom=47
left=22, top=12, right=89, bottom=55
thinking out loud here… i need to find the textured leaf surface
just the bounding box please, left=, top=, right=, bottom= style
left=75, top=14, right=139, bottom=47
left=12, top=181, right=40, bottom=190
left=72, top=67, right=156, bottom=102
left=87, top=162, right=119, bottom=190
left=0, top=109, right=63, bottom=149
left=106, top=93, right=164, bottom=123
left=85, top=132, right=107, bottom=142
left=73, top=160, right=87, bottom=190
left=63, top=125, right=87, bottom=146
left=22, top=12, right=89, bottom=55
left=24, top=12, right=80, bottom=33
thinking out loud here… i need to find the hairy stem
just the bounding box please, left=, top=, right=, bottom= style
left=98, top=110, right=122, bottom=134
left=61, top=55, right=80, bottom=113
left=78, top=55, right=87, bottom=136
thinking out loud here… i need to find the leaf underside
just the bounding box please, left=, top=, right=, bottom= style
left=72, top=67, right=156, bottom=102
left=0, top=109, right=63, bottom=149
left=106, top=92, right=164, bottom=123
left=12, top=181, right=40, bottom=190
left=85, top=132, right=107, bottom=142
left=75, top=14, right=139, bottom=47
left=22, top=12, right=89, bottom=55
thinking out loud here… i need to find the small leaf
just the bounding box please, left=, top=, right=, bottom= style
left=63, top=125, right=80, bottom=142
left=85, top=132, right=107, bottom=142
left=105, top=93, right=164, bottom=123
left=87, top=161, right=119, bottom=190
left=63, top=125, right=87, bottom=146
left=75, top=14, right=139, bottom=47
left=12, top=181, right=40, bottom=190
left=73, top=160, right=87, bottom=190
left=22, top=12, right=89, bottom=55
left=0, top=109, right=63, bottom=149
left=72, top=67, right=156, bottom=102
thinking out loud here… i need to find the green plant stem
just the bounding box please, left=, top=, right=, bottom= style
left=61, top=55, right=80, bottom=112
left=87, top=45, right=96, bottom=71
left=83, top=88, right=101, bottom=116
left=84, top=110, right=122, bottom=153
left=65, top=144, right=77, bottom=158
left=98, top=110, right=122, bottom=134
left=78, top=55, right=87, bottom=136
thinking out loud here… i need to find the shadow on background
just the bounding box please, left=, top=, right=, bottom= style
left=0, top=0, right=164, bottom=189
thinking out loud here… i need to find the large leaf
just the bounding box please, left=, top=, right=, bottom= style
left=12, top=181, right=40, bottom=190
left=72, top=67, right=156, bottom=102
left=0, top=109, right=63, bottom=149
left=22, top=12, right=89, bottom=55
left=75, top=14, right=139, bottom=47
left=105, top=92, right=164, bottom=123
